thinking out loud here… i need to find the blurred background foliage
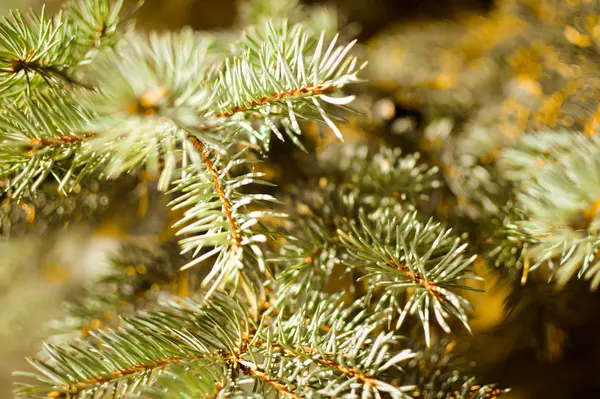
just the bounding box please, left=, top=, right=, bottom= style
left=3, top=0, right=600, bottom=398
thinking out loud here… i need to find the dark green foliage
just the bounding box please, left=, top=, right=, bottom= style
left=16, top=293, right=500, bottom=399
left=340, top=211, right=479, bottom=345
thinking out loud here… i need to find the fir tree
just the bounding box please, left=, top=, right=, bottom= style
left=6, top=0, right=600, bottom=398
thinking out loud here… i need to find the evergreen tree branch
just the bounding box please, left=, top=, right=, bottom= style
left=62, top=0, right=126, bottom=63
left=252, top=295, right=418, bottom=398
left=272, top=145, right=442, bottom=303
left=0, top=20, right=364, bottom=194
left=137, top=359, right=250, bottom=399
left=186, top=134, right=243, bottom=251
left=169, top=144, right=284, bottom=300
left=339, top=211, right=480, bottom=346
left=206, top=20, right=365, bottom=148
left=236, top=359, right=300, bottom=398
left=499, top=132, right=600, bottom=289
left=0, top=95, right=106, bottom=197
left=0, top=0, right=120, bottom=98
left=402, top=340, right=509, bottom=399
left=212, top=82, right=337, bottom=118
left=16, top=286, right=505, bottom=399
left=273, top=215, right=342, bottom=299
left=16, top=293, right=421, bottom=399
left=19, top=133, right=96, bottom=151
left=78, top=22, right=364, bottom=187
left=0, top=6, right=74, bottom=97
left=15, top=294, right=248, bottom=399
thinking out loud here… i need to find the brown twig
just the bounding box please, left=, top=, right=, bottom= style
left=6, top=57, right=93, bottom=89
left=387, top=257, right=445, bottom=302
left=185, top=133, right=243, bottom=250
left=312, top=357, right=377, bottom=386
left=21, top=133, right=97, bottom=153
left=214, top=82, right=336, bottom=118
left=249, top=334, right=378, bottom=389
left=261, top=342, right=377, bottom=387
left=236, top=359, right=300, bottom=399
left=46, top=354, right=208, bottom=398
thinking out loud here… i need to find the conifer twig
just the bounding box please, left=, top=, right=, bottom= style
left=186, top=133, right=243, bottom=251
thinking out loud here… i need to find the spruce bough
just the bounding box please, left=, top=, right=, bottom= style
left=1, top=1, right=513, bottom=398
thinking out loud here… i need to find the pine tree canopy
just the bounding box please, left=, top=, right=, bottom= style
left=5, top=0, right=600, bottom=398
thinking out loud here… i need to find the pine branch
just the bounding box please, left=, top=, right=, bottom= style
left=8, top=21, right=363, bottom=191
left=20, top=133, right=95, bottom=150
left=188, top=135, right=244, bottom=250
left=169, top=145, right=284, bottom=299
left=77, top=28, right=217, bottom=189
left=273, top=215, right=343, bottom=299
left=484, top=203, right=539, bottom=277
left=15, top=294, right=249, bottom=399
left=0, top=1, right=127, bottom=195
left=500, top=132, right=600, bottom=289
left=137, top=360, right=250, bottom=399
left=0, top=6, right=87, bottom=98
left=8, top=295, right=340, bottom=397
left=339, top=211, right=480, bottom=346
left=207, top=20, right=365, bottom=148
left=0, top=95, right=106, bottom=197
left=402, top=340, right=509, bottom=399
left=272, top=144, right=441, bottom=302
left=15, top=293, right=423, bottom=399
left=498, top=130, right=590, bottom=181
left=319, top=144, right=441, bottom=208
left=62, top=0, right=126, bottom=63
left=16, top=286, right=504, bottom=399
left=257, top=295, right=418, bottom=398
